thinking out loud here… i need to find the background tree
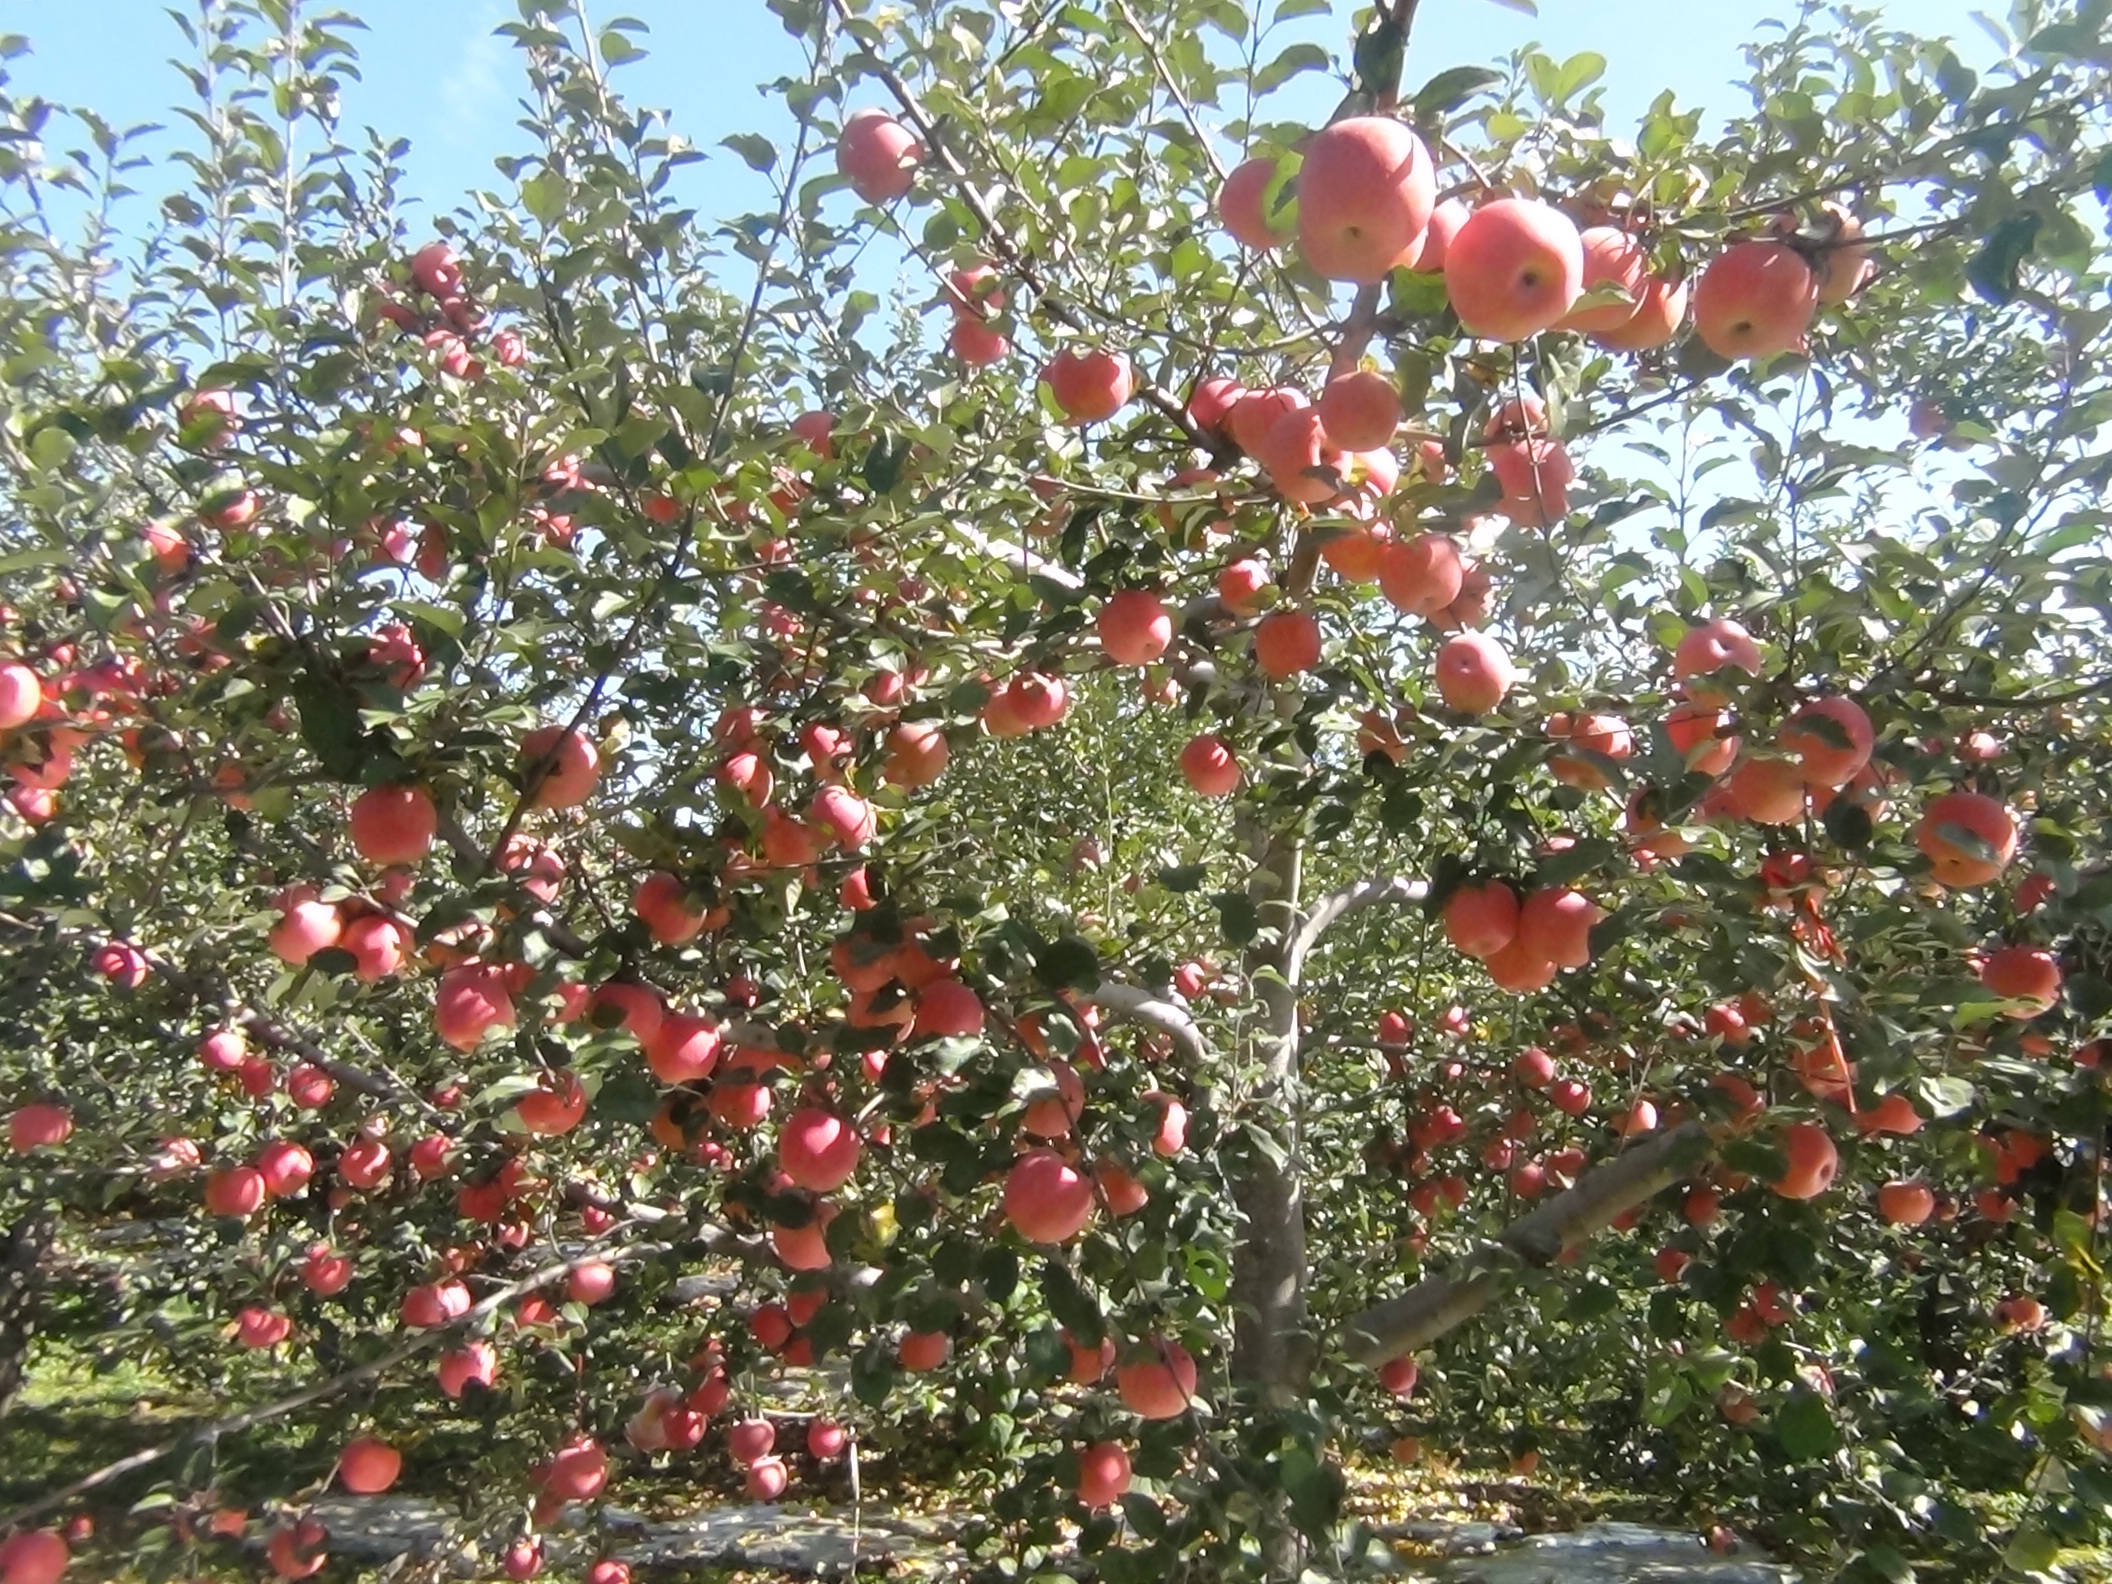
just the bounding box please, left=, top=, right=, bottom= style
left=1, top=0, right=2111, bottom=1580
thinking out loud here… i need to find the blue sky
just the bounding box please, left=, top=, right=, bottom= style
left=10, top=0, right=2003, bottom=233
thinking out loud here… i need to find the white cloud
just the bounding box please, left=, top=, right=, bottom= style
left=439, top=0, right=510, bottom=145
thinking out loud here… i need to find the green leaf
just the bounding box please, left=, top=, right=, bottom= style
left=1255, top=42, right=1330, bottom=95
left=1554, top=51, right=1606, bottom=102
left=1484, top=0, right=1536, bottom=13
left=520, top=170, right=567, bottom=225
left=863, top=429, right=911, bottom=493
left=1277, top=1443, right=1343, bottom=1544
left=1040, top=1258, right=1102, bottom=1340
left=721, top=133, right=778, bottom=174
left=1774, top=1389, right=1840, bottom=1459
left=1918, top=1075, right=1975, bottom=1117
left=1036, top=936, right=1100, bottom=992
left=1965, top=213, right=2042, bottom=306
left=1411, top=65, right=1503, bottom=117
left=292, top=673, right=368, bottom=781
left=851, top=1341, right=897, bottom=1406
left=1214, top=891, right=1260, bottom=946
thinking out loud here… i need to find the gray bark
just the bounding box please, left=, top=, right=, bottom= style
left=1341, top=1120, right=1713, bottom=1365
left=0, top=1212, right=53, bottom=1420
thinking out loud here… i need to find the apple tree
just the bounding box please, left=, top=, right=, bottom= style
left=2, top=0, right=2112, bottom=1580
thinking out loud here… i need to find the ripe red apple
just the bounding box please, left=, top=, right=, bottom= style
left=6, top=1103, right=71, bottom=1154
left=438, top=1340, right=499, bottom=1397
left=645, top=1012, right=721, bottom=1085
left=836, top=108, right=923, bottom=203
left=338, top=1137, right=390, bottom=1190
left=1556, top=226, right=1650, bottom=333
left=1694, top=241, right=1819, bottom=360
left=1722, top=756, right=1806, bottom=824
left=1117, top=1340, right=1198, bottom=1419
left=1877, top=1180, right=1934, bottom=1226
left=1253, top=406, right=1345, bottom=504
left=1810, top=202, right=1875, bottom=304
left=1226, top=387, right=1309, bottom=458
left=634, top=871, right=707, bottom=945
left=1186, top=376, right=1247, bottom=437
left=1005, top=1148, right=1095, bottom=1242
left=913, top=977, right=985, bottom=1038
left=1443, top=880, right=1519, bottom=960
left=1445, top=200, right=1584, bottom=341
left=1217, top=155, right=1293, bottom=250
left=1180, top=734, right=1240, bottom=797
left=0, top=663, right=42, bottom=731
left=1316, top=369, right=1401, bottom=452
left=236, top=1306, right=292, bottom=1348
left=1409, top=197, right=1469, bottom=271
left=898, top=1329, right=951, bottom=1371
left=1773, top=1121, right=1839, bottom=1199
left=434, top=963, right=515, bottom=1052
left=1296, top=117, right=1436, bottom=282
left=1253, top=609, right=1322, bottom=678
left=205, top=1164, right=266, bottom=1217
left=778, top=1107, right=861, bottom=1191
left=1098, top=590, right=1173, bottom=666
left=519, top=725, right=599, bottom=809
left=1378, top=532, right=1465, bottom=617
left=338, top=1436, right=401, bottom=1494
left=1916, top=792, right=2017, bottom=887
left=1077, top=1439, right=1132, bottom=1508
left=1778, top=695, right=1874, bottom=787
left=1594, top=272, right=1689, bottom=351
left=810, top=785, right=877, bottom=849
left=1434, top=631, right=1514, bottom=715
left=788, top=409, right=836, bottom=459
left=1672, top=619, right=1763, bottom=700
left=1980, top=945, right=2060, bottom=1016
left=348, top=783, right=436, bottom=865
left=1512, top=1046, right=1555, bottom=1088
left=884, top=721, right=950, bottom=788
left=1042, top=348, right=1132, bottom=425
left=0, top=1531, right=68, bottom=1584
left=1216, top=557, right=1273, bottom=616
left=1378, top=1356, right=1419, bottom=1398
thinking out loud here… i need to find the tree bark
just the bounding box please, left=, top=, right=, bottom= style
left=1230, top=831, right=1309, bottom=1404
left=0, top=1212, right=53, bottom=1420
left=1227, top=831, right=1309, bottom=1582
left=1341, top=1120, right=1713, bottom=1365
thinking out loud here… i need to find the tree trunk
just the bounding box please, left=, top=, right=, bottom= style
left=1230, top=831, right=1309, bottom=1400
left=1229, top=832, right=1309, bottom=1580
left=0, top=1213, right=52, bottom=1420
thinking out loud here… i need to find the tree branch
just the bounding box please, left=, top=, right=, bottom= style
left=1286, top=874, right=1426, bottom=984
left=1340, top=1120, right=1712, bottom=1365
left=1078, top=980, right=1213, bottom=1064
left=823, top=0, right=1215, bottom=452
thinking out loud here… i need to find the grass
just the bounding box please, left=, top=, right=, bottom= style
left=10, top=1336, right=2111, bottom=1582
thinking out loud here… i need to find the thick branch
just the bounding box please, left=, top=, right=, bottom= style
left=1341, top=1120, right=1712, bottom=1365
left=1079, top=980, right=1213, bottom=1064
left=950, top=523, right=1081, bottom=589
left=1286, top=874, right=1426, bottom=984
